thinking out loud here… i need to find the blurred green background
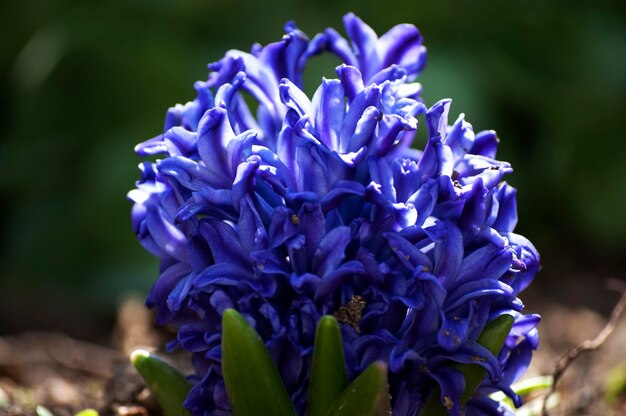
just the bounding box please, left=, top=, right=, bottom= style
left=1, top=0, right=624, bottom=338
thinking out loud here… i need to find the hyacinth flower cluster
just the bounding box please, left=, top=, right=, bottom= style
left=129, top=13, right=540, bottom=416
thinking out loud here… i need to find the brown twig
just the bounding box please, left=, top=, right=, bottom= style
left=542, top=278, right=626, bottom=416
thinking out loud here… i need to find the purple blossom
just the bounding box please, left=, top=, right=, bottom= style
left=129, top=13, right=540, bottom=416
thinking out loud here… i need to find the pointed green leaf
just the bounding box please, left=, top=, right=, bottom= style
left=221, top=308, right=297, bottom=416
left=130, top=350, right=192, bottom=416
left=327, top=361, right=391, bottom=416
left=421, top=314, right=515, bottom=415
left=307, top=315, right=349, bottom=416
left=75, top=410, right=99, bottom=416
left=36, top=406, right=55, bottom=416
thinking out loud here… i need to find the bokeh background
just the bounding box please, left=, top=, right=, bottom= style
left=1, top=0, right=625, bottom=341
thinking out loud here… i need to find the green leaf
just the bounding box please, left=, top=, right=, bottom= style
left=36, top=406, right=55, bottom=416
left=75, top=410, right=99, bottom=416
left=421, top=314, right=515, bottom=415
left=307, top=315, right=349, bottom=416
left=130, top=350, right=192, bottom=416
left=221, top=308, right=297, bottom=416
left=605, top=362, right=626, bottom=404
left=327, top=361, right=391, bottom=416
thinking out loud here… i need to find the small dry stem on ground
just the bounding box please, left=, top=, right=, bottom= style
left=542, top=278, right=626, bottom=416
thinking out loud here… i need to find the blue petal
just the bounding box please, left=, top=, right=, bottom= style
left=392, top=97, right=426, bottom=120
left=237, top=195, right=268, bottom=252
left=426, top=99, right=452, bottom=140
left=470, top=130, right=499, bottom=158
left=482, top=248, right=515, bottom=281
left=268, top=206, right=299, bottom=248
left=343, top=13, right=380, bottom=81
left=455, top=244, right=512, bottom=286
left=250, top=249, right=289, bottom=275
left=508, top=313, right=540, bottom=339
left=458, top=179, right=487, bottom=241
left=502, top=233, right=540, bottom=294
left=279, top=78, right=312, bottom=118
left=314, top=260, right=365, bottom=300
left=259, top=302, right=282, bottom=333
left=489, top=183, right=518, bottom=233
left=408, top=177, right=438, bottom=227
left=320, top=180, right=366, bottom=213
left=167, top=273, right=194, bottom=312
left=163, top=127, right=200, bottom=157
left=232, top=155, right=261, bottom=205
left=213, top=72, right=255, bottom=134
left=295, top=142, right=328, bottom=194
left=157, top=156, right=211, bottom=191
left=177, top=187, right=235, bottom=223
left=443, top=341, right=502, bottom=383
left=377, top=23, right=426, bottom=80
left=192, top=263, right=254, bottom=289
left=418, top=134, right=454, bottom=182
left=353, top=330, right=397, bottom=368
left=210, top=289, right=235, bottom=315
left=428, top=367, right=465, bottom=416
left=368, top=157, right=396, bottom=202
left=270, top=333, right=305, bottom=392
left=210, top=52, right=282, bottom=138
left=319, top=28, right=358, bottom=67
left=196, top=106, right=236, bottom=187
left=389, top=341, right=426, bottom=372
left=393, top=158, right=421, bottom=203
left=456, top=155, right=512, bottom=190
left=344, top=106, right=381, bottom=153
left=501, top=337, right=534, bottom=387
left=276, top=122, right=298, bottom=186
left=355, top=247, right=385, bottom=284
left=144, top=203, right=188, bottom=261
left=148, top=262, right=192, bottom=324
left=257, top=25, right=308, bottom=86
left=424, top=220, right=463, bottom=288
left=312, top=225, right=352, bottom=278
left=437, top=312, right=471, bottom=352
left=384, top=232, right=433, bottom=271
left=368, top=65, right=407, bottom=85
left=336, top=64, right=364, bottom=101
left=311, top=78, right=345, bottom=151
left=296, top=202, right=325, bottom=255
left=444, top=113, right=475, bottom=163
left=199, top=219, right=251, bottom=266
left=178, top=322, right=212, bottom=352
left=446, top=279, right=514, bottom=311
left=290, top=272, right=321, bottom=295
left=374, top=114, right=414, bottom=157
left=135, top=134, right=168, bottom=157
left=164, top=80, right=215, bottom=133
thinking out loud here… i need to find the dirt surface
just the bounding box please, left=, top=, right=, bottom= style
left=0, top=297, right=166, bottom=416
left=523, top=283, right=626, bottom=416
left=0, top=290, right=625, bottom=416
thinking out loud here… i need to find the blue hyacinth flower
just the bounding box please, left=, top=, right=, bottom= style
left=129, top=13, right=540, bottom=416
